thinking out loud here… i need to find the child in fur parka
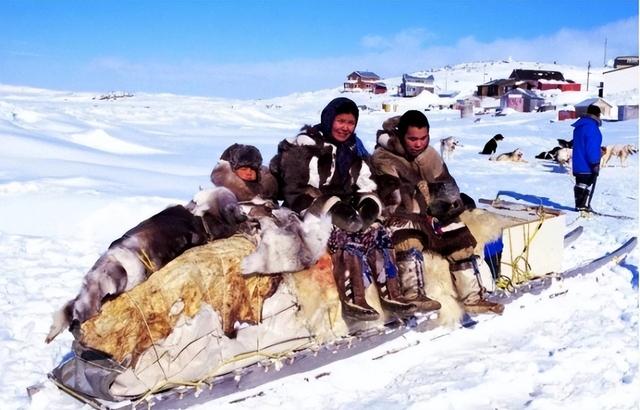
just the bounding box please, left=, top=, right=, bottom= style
left=211, top=143, right=279, bottom=218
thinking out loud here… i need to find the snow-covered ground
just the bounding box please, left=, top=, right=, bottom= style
left=1, top=60, right=638, bottom=410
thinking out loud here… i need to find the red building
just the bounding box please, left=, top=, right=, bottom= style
left=344, top=71, right=382, bottom=92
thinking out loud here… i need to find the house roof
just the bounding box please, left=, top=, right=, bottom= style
left=509, top=69, right=565, bottom=82
left=349, top=71, right=380, bottom=80
left=603, top=64, right=639, bottom=75
left=574, top=97, right=614, bottom=108
left=502, top=88, right=544, bottom=100
left=478, top=78, right=515, bottom=86
left=402, top=73, right=434, bottom=82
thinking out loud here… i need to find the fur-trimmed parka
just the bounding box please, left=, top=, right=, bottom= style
left=371, top=124, right=461, bottom=219
left=270, top=125, right=378, bottom=214
left=371, top=119, right=476, bottom=258
left=211, top=144, right=279, bottom=217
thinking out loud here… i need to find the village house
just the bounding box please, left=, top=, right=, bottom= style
left=613, top=56, right=639, bottom=68
left=602, top=58, right=639, bottom=97
left=343, top=71, right=386, bottom=93
left=477, top=78, right=516, bottom=97
left=508, top=69, right=581, bottom=92
left=500, top=88, right=545, bottom=113
left=400, top=73, right=435, bottom=97
left=478, top=69, right=580, bottom=97
left=574, top=97, right=615, bottom=119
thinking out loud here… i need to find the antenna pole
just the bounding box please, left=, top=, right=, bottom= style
left=603, top=37, right=607, bottom=66
left=586, top=61, right=591, bottom=91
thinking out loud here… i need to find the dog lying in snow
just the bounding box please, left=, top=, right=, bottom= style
left=440, top=136, right=462, bottom=160
left=241, top=208, right=332, bottom=275
left=600, top=144, right=638, bottom=167
left=491, top=148, right=527, bottom=163
left=45, top=187, right=247, bottom=343
left=535, top=138, right=573, bottom=160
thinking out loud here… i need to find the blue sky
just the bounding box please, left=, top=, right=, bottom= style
left=1, top=0, right=637, bottom=98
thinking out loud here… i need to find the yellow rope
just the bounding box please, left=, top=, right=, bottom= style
left=496, top=210, right=547, bottom=289
left=123, top=292, right=169, bottom=381
left=137, top=248, right=157, bottom=273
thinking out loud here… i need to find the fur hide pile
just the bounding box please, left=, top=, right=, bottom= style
left=241, top=209, right=333, bottom=275
left=79, top=236, right=280, bottom=364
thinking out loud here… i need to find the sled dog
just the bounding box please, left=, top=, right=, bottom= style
left=491, top=148, right=527, bottom=163
left=242, top=208, right=332, bottom=275
left=600, top=144, right=638, bottom=168
left=555, top=147, right=572, bottom=167
left=440, top=136, right=462, bottom=160
left=45, top=187, right=247, bottom=343
left=480, top=133, right=504, bottom=155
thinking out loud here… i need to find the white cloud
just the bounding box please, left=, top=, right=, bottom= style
left=78, top=17, right=637, bottom=98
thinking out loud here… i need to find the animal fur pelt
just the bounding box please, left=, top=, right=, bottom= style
left=78, top=236, right=280, bottom=365
left=242, top=209, right=332, bottom=275
left=423, top=208, right=512, bottom=326
left=46, top=187, right=247, bottom=343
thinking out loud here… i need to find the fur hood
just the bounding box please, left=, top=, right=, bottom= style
left=210, top=160, right=278, bottom=202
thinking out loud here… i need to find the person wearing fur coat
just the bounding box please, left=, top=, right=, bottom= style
left=371, top=110, right=504, bottom=315
left=270, top=97, right=416, bottom=321
left=211, top=143, right=279, bottom=218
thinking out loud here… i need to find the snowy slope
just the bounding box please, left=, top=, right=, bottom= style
left=0, top=60, right=637, bottom=410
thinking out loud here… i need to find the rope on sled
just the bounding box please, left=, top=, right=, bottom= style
left=123, top=292, right=169, bottom=380
left=127, top=297, right=318, bottom=407
left=496, top=210, right=547, bottom=289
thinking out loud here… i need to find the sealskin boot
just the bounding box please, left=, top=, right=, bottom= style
left=331, top=251, right=380, bottom=321
left=367, top=252, right=417, bottom=317
left=395, top=249, right=441, bottom=313
left=451, top=258, right=504, bottom=315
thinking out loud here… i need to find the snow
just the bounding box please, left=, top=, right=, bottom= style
left=1, top=60, right=638, bottom=410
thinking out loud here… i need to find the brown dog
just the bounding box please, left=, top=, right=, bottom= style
left=45, top=187, right=247, bottom=343
left=600, top=144, right=638, bottom=167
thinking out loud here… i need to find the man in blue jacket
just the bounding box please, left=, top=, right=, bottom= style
left=571, top=104, right=603, bottom=212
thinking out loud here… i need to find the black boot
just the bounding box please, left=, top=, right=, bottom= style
left=574, top=185, right=591, bottom=212
left=331, top=251, right=380, bottom=321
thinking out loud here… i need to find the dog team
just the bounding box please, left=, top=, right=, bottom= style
left=47, top=99, right=634, bottom=342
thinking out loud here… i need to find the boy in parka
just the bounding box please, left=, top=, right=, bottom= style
left=371, top=110, right=504, bottom=315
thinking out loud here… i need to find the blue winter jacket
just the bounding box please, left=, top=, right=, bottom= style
left=571, top=115, right=602, bottom=175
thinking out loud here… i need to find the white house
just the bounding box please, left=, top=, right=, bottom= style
left=603, top=64, right=639, bottom=99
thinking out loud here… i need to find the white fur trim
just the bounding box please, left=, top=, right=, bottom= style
left=439, top=221, right=466, bottom=233
left=356, top=162, right=377, bottom=193
left=322, top=143, right=336, bottom=186
left=377, top=132, right=391, bottom=149
left=287, top=134, right=316, bottom=146
left=308, top=156, right=320, bottom=188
